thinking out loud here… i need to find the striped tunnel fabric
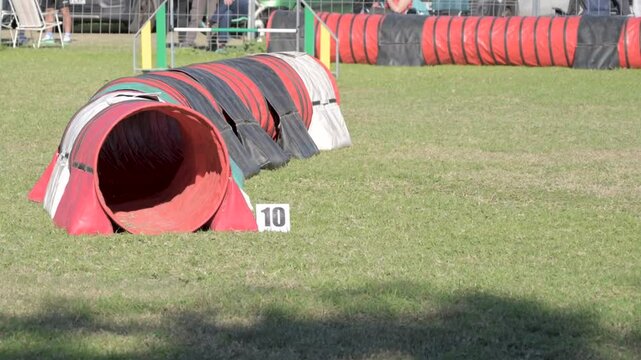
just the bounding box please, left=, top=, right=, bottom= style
left=267, top=12, right=641, bottom=69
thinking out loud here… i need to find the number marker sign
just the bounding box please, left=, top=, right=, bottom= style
left=256, top=204, right=290, bottom=232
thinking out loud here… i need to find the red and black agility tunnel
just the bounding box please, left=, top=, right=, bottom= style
left=29, top=93, right=257, bottom=235
left=267, top=12, right=636, bottom=69
left=30, top=53, right=351, bottom=235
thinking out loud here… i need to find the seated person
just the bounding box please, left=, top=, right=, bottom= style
left=386, top=0, right=414, bottom=13
left=369, top=0, right=415, bottom=14
left=209, top=0, right=249, bottom=51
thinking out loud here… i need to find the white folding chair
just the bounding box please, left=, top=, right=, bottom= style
left=1, top=3, right=14, bottom=44
left=8, top=0, right=63, bottom=48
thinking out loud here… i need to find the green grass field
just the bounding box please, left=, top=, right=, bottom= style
left=1, top=41, right=641, bottom=359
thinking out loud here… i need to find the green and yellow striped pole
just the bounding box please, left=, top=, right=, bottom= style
left=304, top=6, right=314, bottom=57
left=140, top=1, right=168, bottom=71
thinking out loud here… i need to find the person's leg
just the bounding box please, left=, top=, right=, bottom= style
left=206, top=0, right=218, bottom=48
left=42, top=0, right=55, bottom=42
left=217, top=0, right=246, bottom=47
left=61, top=4, right=71, bottom=42
left=185, top=0, right=206, bottom=45
left=215, top=0, right=231, bottom=46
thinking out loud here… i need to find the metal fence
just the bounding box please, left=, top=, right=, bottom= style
left=2, top=0, right=639, bottom=38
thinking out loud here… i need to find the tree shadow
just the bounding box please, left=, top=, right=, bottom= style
left=1, top=282, right=639, bottom=359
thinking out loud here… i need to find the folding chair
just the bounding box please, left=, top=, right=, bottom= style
left=1, top=3, right=14, bottom=44
left=8, top=0, right=63, bottom=48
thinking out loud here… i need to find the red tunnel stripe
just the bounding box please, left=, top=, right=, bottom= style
left=352, top=14, right=368, bottom=64
left=448, top=16, right=466, bottom=64
left=338, top=13, right=356, bottom=64
left=421, top=16, right=437, bottom=65
left=491, top=17, right=508, bottom=65
left=505, top=17, right=523, bottom=66
left=464, top=16, right=482, bottom=65
left=565, top=17, right=580, bottom=67
left=535, top=16, right=553, bottom=67
left=620, top=17, right=641, bottom=69
left=619, top=18, right=630, bottom=68
left=477, top=17, right=494, bottom=65
left=435, top=17, right=452, bottom=64
left=265, top=10, right=278, bottom=50
left=365, top=14, right=382, bottom=65
left=550, top=17, right=568, bottom=66
left=521, top=17, right=537, bottom=66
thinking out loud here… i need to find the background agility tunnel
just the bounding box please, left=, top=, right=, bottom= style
left=28, top=93, right=247, bottom=235
left=267, top=12, right=638, bottom=69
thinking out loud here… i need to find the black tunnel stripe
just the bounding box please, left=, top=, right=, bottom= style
left=461, top=17, right=469, bottom=64
left=623, top=18, right=630, bottom=68
left=446, top=16, right=455, bottom=63
left=518, top=17, right=525, bottom=65
left=637, top=19, right=641, bottom=67
left=348, top=14, right=357, bottom=63
left=548, top=18, right=555, bottom=66
left=504, top=17, right=511, bottom=65
left=475, top=17, right=484, bottom=65
left=433, top=17, right=441, bottom=64
left=72, top=162, right=94, bottom=173
left=363, top=15, right=373, bottom=65
left=563, top=17, right=571, bottom=66
left=335, top=13, right=345, bottom=62
left=312, top=99, right=337, bottom=106
left=488, top=17, right=498, bottom=65
left=533, top=17, right=541, bottom=66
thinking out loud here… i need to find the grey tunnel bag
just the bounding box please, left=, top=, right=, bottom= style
left=268, top=52, right=351, bottom=151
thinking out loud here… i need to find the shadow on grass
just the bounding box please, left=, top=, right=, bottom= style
left=1, top=282, right=639, bottom=359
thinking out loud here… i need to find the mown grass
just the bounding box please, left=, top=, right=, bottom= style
left=1, top=40, right=640, bottom=359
